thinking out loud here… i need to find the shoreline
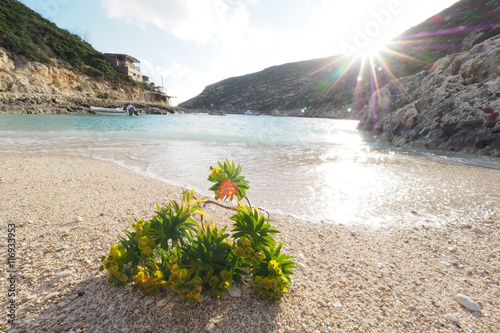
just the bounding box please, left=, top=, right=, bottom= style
left=0, top=92, right=187, bottom=115
left=1, top=153, right=499, bottom=332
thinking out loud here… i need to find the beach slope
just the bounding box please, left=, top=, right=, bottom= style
left=1, top=154, right=499, bottom=332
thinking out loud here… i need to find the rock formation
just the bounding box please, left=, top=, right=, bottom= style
left=357, top=35, right=500, bottom=157
left=179, top=56, right=368, bottom=118
left=0, top=50, right=185, bottom=114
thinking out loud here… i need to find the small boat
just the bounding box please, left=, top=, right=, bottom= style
left=91, top=107, right=127, bottom=116
left=91, top=105, right=139, bottom=116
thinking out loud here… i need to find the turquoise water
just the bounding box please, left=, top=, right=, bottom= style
left=1, top=113, right=499, bottom=227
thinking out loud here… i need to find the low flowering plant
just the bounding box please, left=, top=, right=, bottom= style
left=99, top=160, right=295, bottom=304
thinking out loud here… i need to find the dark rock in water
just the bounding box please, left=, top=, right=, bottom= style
left=358, top=35, right=500, bottom=157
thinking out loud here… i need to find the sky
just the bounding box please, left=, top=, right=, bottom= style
left=20, top=0, right=459, bottom=105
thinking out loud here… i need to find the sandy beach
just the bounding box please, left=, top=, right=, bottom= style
left=1, top=153, right=499, bottom=332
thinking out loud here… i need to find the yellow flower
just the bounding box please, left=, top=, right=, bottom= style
left=220, top=270, right=232, bottom=282
left=239, top=238, right=251, bottom=247
left=171, top=264, right=180, bottom=273
left=263, top=277, right=271, bottom=290
left=278, top=276, right=289, bottom=287
left=237, top=247, right=246, bottom=257
left=219, top=281, right=230, bottom=290
left=153, top=270, right=163, bottom=279
left=268, top=260, right=279, bottom=272
left=178, top=268, right=188, bottom=280
left=138, top=235, right=149, bottom=249
left=210, top=167, right=219, bottom=178
left=142, top=246, right=153, bottom=256
left=210, top=276, right=220, bottom=288
left=133, top=271, right=146, bottom=284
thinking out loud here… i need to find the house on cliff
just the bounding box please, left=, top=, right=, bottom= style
left=104, top=53, right=142, bottom=82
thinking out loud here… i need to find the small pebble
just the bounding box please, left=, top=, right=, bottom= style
left=73, top=216, right=83, bottom=222
left=446, top=314, right=459, bottom=323
left=55, top=314, right=67, bottom=321
left=470, top=227, right=485, bottom=234
left=456, top=294, right=481, bottom=312
left=196, top=293, right=206, bottom=303
left=156, top=299, right=168, bottom=308
left=54, top=324, right=71, bottom=332
left=43, top=292, right=59, bottom=301
left=55, top=269, right=75, bottom=279
left=228, top=285, right=241, bottom=297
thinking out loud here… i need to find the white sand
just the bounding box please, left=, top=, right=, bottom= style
left=1, top=154, right=499, bottom=332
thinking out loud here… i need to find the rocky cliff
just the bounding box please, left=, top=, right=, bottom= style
left=180, top=0, right=500, bottom=119
left=180, top=56, right=374, bottom=118
left=357, top=35, right=500, bottom=157
left=0, top=49, right=183, bottom=114
left=0, top=0, right=184, bottom=114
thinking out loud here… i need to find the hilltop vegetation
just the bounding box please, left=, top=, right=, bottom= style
left=0, top=0, right=121, bottom=80
left=0, top=0, right=164, bottom=93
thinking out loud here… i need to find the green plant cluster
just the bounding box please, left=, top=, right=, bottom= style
left=100, top=160, right=296, bottom=304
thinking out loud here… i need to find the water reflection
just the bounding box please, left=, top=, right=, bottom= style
left=0, top=114, right=499, bottom=227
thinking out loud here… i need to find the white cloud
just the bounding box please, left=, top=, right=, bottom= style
left=139, top=59, right=203, bottom=104
left=99, top=0, right=259, bottom=45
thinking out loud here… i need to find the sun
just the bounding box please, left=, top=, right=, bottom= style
left=353, top=38, right=391, bottom=61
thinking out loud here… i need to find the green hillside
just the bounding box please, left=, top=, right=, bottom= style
left=0, top=0, right=120, bottom=80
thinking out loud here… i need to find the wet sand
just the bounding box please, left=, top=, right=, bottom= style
left=1, top=153, right=499, bottom=332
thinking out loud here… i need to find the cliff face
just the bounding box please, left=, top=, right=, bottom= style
left=0, top=50, right=142, bottom=100
left=357, top=36, right=500, bottom=157
left=0, top=50, right=176, bottom=113
left=178, top=56, right=379, bottom=119
left=0, top=0, right=177, bottom=114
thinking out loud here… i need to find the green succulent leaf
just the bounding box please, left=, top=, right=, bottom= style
left=230, top=204, right=279, bottom=249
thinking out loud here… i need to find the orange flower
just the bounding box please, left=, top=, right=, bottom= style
left=218, top=180, right=238, bottom=200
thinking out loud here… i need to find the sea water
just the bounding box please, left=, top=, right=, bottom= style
left=1, top=113, right=499, bottom=227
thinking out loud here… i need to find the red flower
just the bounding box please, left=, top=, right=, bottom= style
left=218, top=180, right=238, bottom=200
